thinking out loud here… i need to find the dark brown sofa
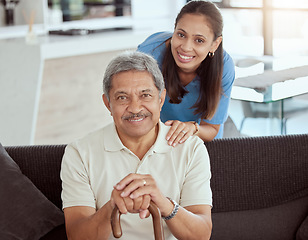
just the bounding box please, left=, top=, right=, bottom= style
left=3, top=134, right=308, bottom=240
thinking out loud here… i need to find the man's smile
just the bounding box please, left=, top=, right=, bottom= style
left=128, top=117, right=144, bottom=122
left=122, top=112, right=151, bottom=122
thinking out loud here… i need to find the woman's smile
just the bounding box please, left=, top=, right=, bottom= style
left=177, top=51, right=194, bottom=62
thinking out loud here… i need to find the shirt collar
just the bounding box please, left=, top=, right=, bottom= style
left=103, top=122, right=125, bottom=152
left=103, top=121, right=172, bottom=153
left=152, top=121, right=173, bottom=153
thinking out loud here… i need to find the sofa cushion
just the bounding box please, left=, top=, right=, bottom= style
left=40, top=224, right=67, bottom=240
left=297, top=215, right=308, bottom=240
left=211, top=196, right=308, bottom=240
left=0, top=143, right=64, bottom=240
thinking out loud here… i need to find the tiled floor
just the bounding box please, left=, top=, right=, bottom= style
left=34, top=50, right=120, bottom=145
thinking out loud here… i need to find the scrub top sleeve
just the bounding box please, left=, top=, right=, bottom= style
left=137, top=32, right=172, bottom=66
left=137, top=32, right=162, bottom=54
left=137, top=42, right=152, bottom=55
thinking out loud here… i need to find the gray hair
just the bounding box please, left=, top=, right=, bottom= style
left=103, top=51, right=165, bottom=100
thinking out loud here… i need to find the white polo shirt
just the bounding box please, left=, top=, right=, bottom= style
left=61, top=121, right=212, bottom=240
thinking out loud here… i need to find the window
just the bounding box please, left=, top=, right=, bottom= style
left=210, top=0, right=308, bottom=57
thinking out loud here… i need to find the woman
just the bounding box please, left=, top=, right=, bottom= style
left=138, top=0, right=235, bottom=145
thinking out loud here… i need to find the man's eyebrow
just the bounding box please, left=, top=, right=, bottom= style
left=114, top=89, right=153, bottom=95
left=114, top=90, right=127, bottom=96
left=141, top=89, right=153, bottom=93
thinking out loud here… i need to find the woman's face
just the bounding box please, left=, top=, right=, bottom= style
left=171, top=13, right=222, bottom=74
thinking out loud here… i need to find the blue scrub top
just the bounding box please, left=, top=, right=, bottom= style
left=138, top=32, right=235, bottom=139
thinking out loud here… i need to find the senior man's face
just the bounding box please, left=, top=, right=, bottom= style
left=103, top=70, right=166, bottom=140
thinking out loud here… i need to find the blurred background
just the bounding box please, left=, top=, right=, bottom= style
left=1, top=0, right=308, bottom=145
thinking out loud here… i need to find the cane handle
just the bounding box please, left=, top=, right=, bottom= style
left=111, top=201, right=165, bottom=240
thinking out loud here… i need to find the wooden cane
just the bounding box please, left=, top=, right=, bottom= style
left=111, top=201, right=165, bottom=240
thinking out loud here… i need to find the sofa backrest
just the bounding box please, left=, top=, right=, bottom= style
left=205, top=134, right=308, bottom=213
left=5, top=134, right=308, bottom=213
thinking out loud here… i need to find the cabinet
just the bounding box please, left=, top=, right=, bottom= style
left=0, top=0, right=133, bottom=39
left=0, top=0, right=185, bottom=39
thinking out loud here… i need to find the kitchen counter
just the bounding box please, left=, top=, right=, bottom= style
left=0, top=29, right=155, bottom=145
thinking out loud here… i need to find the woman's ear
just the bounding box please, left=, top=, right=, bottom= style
left=211, top=36, right=223, bottom=53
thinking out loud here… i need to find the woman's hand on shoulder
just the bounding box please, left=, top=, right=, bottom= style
left=164, top=120, right=197, bottom=147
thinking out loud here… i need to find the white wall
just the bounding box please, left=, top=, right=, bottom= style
left=131, top=0, right=185, bottom=31
left=0, top=42, right=43, bottom=145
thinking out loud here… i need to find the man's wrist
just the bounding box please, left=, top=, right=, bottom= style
left=161, top=197, right=173, bottom=217
left=162, top=198, right=179, bottom=220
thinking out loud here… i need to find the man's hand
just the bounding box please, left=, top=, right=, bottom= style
left=111, top=179, right=152, bottom=219
left=113, top=173, right=174, bottom=218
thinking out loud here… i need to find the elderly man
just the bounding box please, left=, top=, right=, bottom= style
left=61, top=51, right=212, bottom=240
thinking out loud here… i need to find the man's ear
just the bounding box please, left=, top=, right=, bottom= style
left=102, top=94, right=111, bottom=112
left=159, top=89, right=166, bottom=111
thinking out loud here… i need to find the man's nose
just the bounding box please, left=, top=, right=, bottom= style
left=127, top=97, right=142, bottom=113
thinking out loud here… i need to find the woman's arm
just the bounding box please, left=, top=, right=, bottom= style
left=197, top=121, right=220, bottom=141
left=164, top=120, right=220, bottom=146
